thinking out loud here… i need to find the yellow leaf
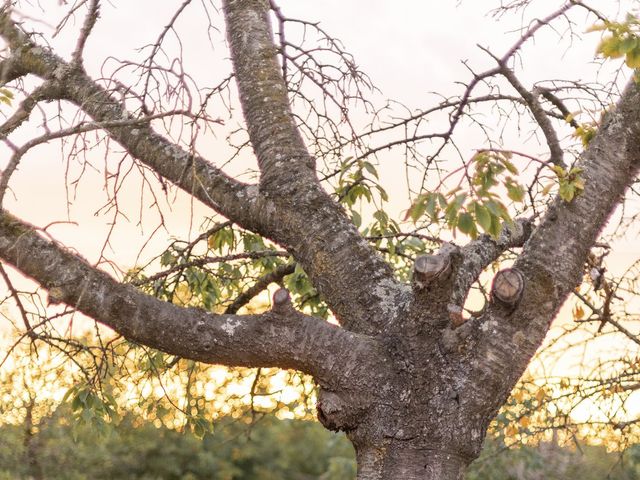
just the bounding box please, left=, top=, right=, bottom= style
left=574, top=305, right=585, bottom=320
left=585, top=23, right=607, bottom=33
left=535, top=387, right=546, bottom=402
left=519, top=416, right=530, bottom=428
left=505, top=424, right=518, bottom=437
left=174, top=283, right=193, bottom=306
left=625, top=48, right=640, bottom=68
left=513, top=390, right=525, bottom=403
left=598, top=36, right=624, bottom=58
left=541, top=182, right=554, bottom=196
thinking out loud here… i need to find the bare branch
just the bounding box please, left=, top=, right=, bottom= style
left=220, top=0, right=405, bottom=334
left=0, top=210, right=371, bottom=384
left=497, top=63, right=566, bottom=168
left=222, top=0, right=314, bottom=187
left=71, top=0, right=100, bottom=66
left=0, top=9, right=263, bottom=230
left=225, top=262, right=295, bottom=314
left=130, top=250, right=289, bottom=287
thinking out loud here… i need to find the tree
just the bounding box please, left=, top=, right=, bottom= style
left=0, top=0, right=639, bottom=478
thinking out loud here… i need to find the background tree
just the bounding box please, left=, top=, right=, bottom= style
left=0, top=0, right=640, bottom=479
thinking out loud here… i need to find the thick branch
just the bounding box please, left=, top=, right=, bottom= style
left=467, top=80, right=640, bottom=417
left=450, top=218, right=532, bottom=308
left=220, top=0, right=405, bottom=333
left=0, top=210, right=370, bottom=384
left=0, top=11, right=263, bottom=231
left=222, top=0, right=315, bottom=188
left=0, top=6, right=403, bottom=334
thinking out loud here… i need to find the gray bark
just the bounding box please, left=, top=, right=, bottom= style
left=0, top=2, right=639, bottom=479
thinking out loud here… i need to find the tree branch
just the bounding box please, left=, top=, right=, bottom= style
left=0, top=210, right=371, bottom=384
left=466, top=80, right=640, bottom=416
left=450, top=218, right=532, bottom=308
left=0, top=4, right=405, bottom=334
left=225, top=262, right=295, bottom=314
left=0, top=9, right=264, bottom=232
left=71, top=0, right=100, bottom=67
left=220, top=0, right=406, bottom=333
left=497, top=64, right=566, bottom=168
left=222, top=0, right=315, bottom=188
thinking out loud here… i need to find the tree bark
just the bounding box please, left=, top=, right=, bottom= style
left=354, top=444, right=468, bottom=480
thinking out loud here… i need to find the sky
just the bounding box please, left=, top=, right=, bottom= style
left=3, top=0, right=636, bottom=266
left=1, top=0, right=639, bottom=422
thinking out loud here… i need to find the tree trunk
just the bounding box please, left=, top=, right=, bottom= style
left=354, top=442, right=468, bottom=480
left=23, top=400, right=42, bottom=480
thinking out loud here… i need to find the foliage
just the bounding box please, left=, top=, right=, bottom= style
left=592, top=13, right=640, bottom=69
left=405, top=150, right=524, bottom=239
left=0, top=0, right=639, bottom=476
left=0, top=407, right=355, bottom=480
left=544, top=166, right=585, bottom=203
left=0, top=87, right=13, bottom=106
left=0, top=406, right=639, bottom=479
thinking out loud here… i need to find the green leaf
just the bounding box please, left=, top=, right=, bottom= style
left=373, top=209, right=388, bottom=226
left=620, top=35, right=638, bottom=53
left=506, top=182, right=525, bottom=202
left=626, top=47, right=640, bottom=68
left=475, top=203, right=492, bottom=233
left=501, top=158, right=518, bottom=175
left=485, top=199, right=509, bottom=220
left=437, top=193, right=448, bottom=209
left=376, top=185, right=389, bottom=202
left=351, top=210, right=362, bottom=228
left=551, top=165, right=566, bottom=177
left=405, top=196, right=426, bottom=223
left=72, top=394, right=83, bottom=412
left=425, top=193, right=438, bottom=220
left=457, top=212, right=476, bottom=238
left=558, top=182, right=576, bottom=202
left=489, top=213, right=502, bottom=238
left=362, top=161, right=378, bottom=178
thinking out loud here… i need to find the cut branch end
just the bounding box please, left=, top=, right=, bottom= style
left=413, top=251, right=452, bottom=288
left=272, top=287, right=291, bottom=309
left=491, top=268, right=525, bottom=307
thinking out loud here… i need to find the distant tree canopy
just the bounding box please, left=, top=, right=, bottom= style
left=0, top=405, right=639, bottom=480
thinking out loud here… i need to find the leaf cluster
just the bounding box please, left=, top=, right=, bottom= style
left=592, top=14, right=640, bottom=69
left=406, top=150, right=524, bottom=239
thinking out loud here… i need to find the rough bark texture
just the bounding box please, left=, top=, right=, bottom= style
left=0, top=3, right=639, bottom=479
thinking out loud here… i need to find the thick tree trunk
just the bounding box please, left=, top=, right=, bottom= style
left=354, top=442, right=468, bottom=480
